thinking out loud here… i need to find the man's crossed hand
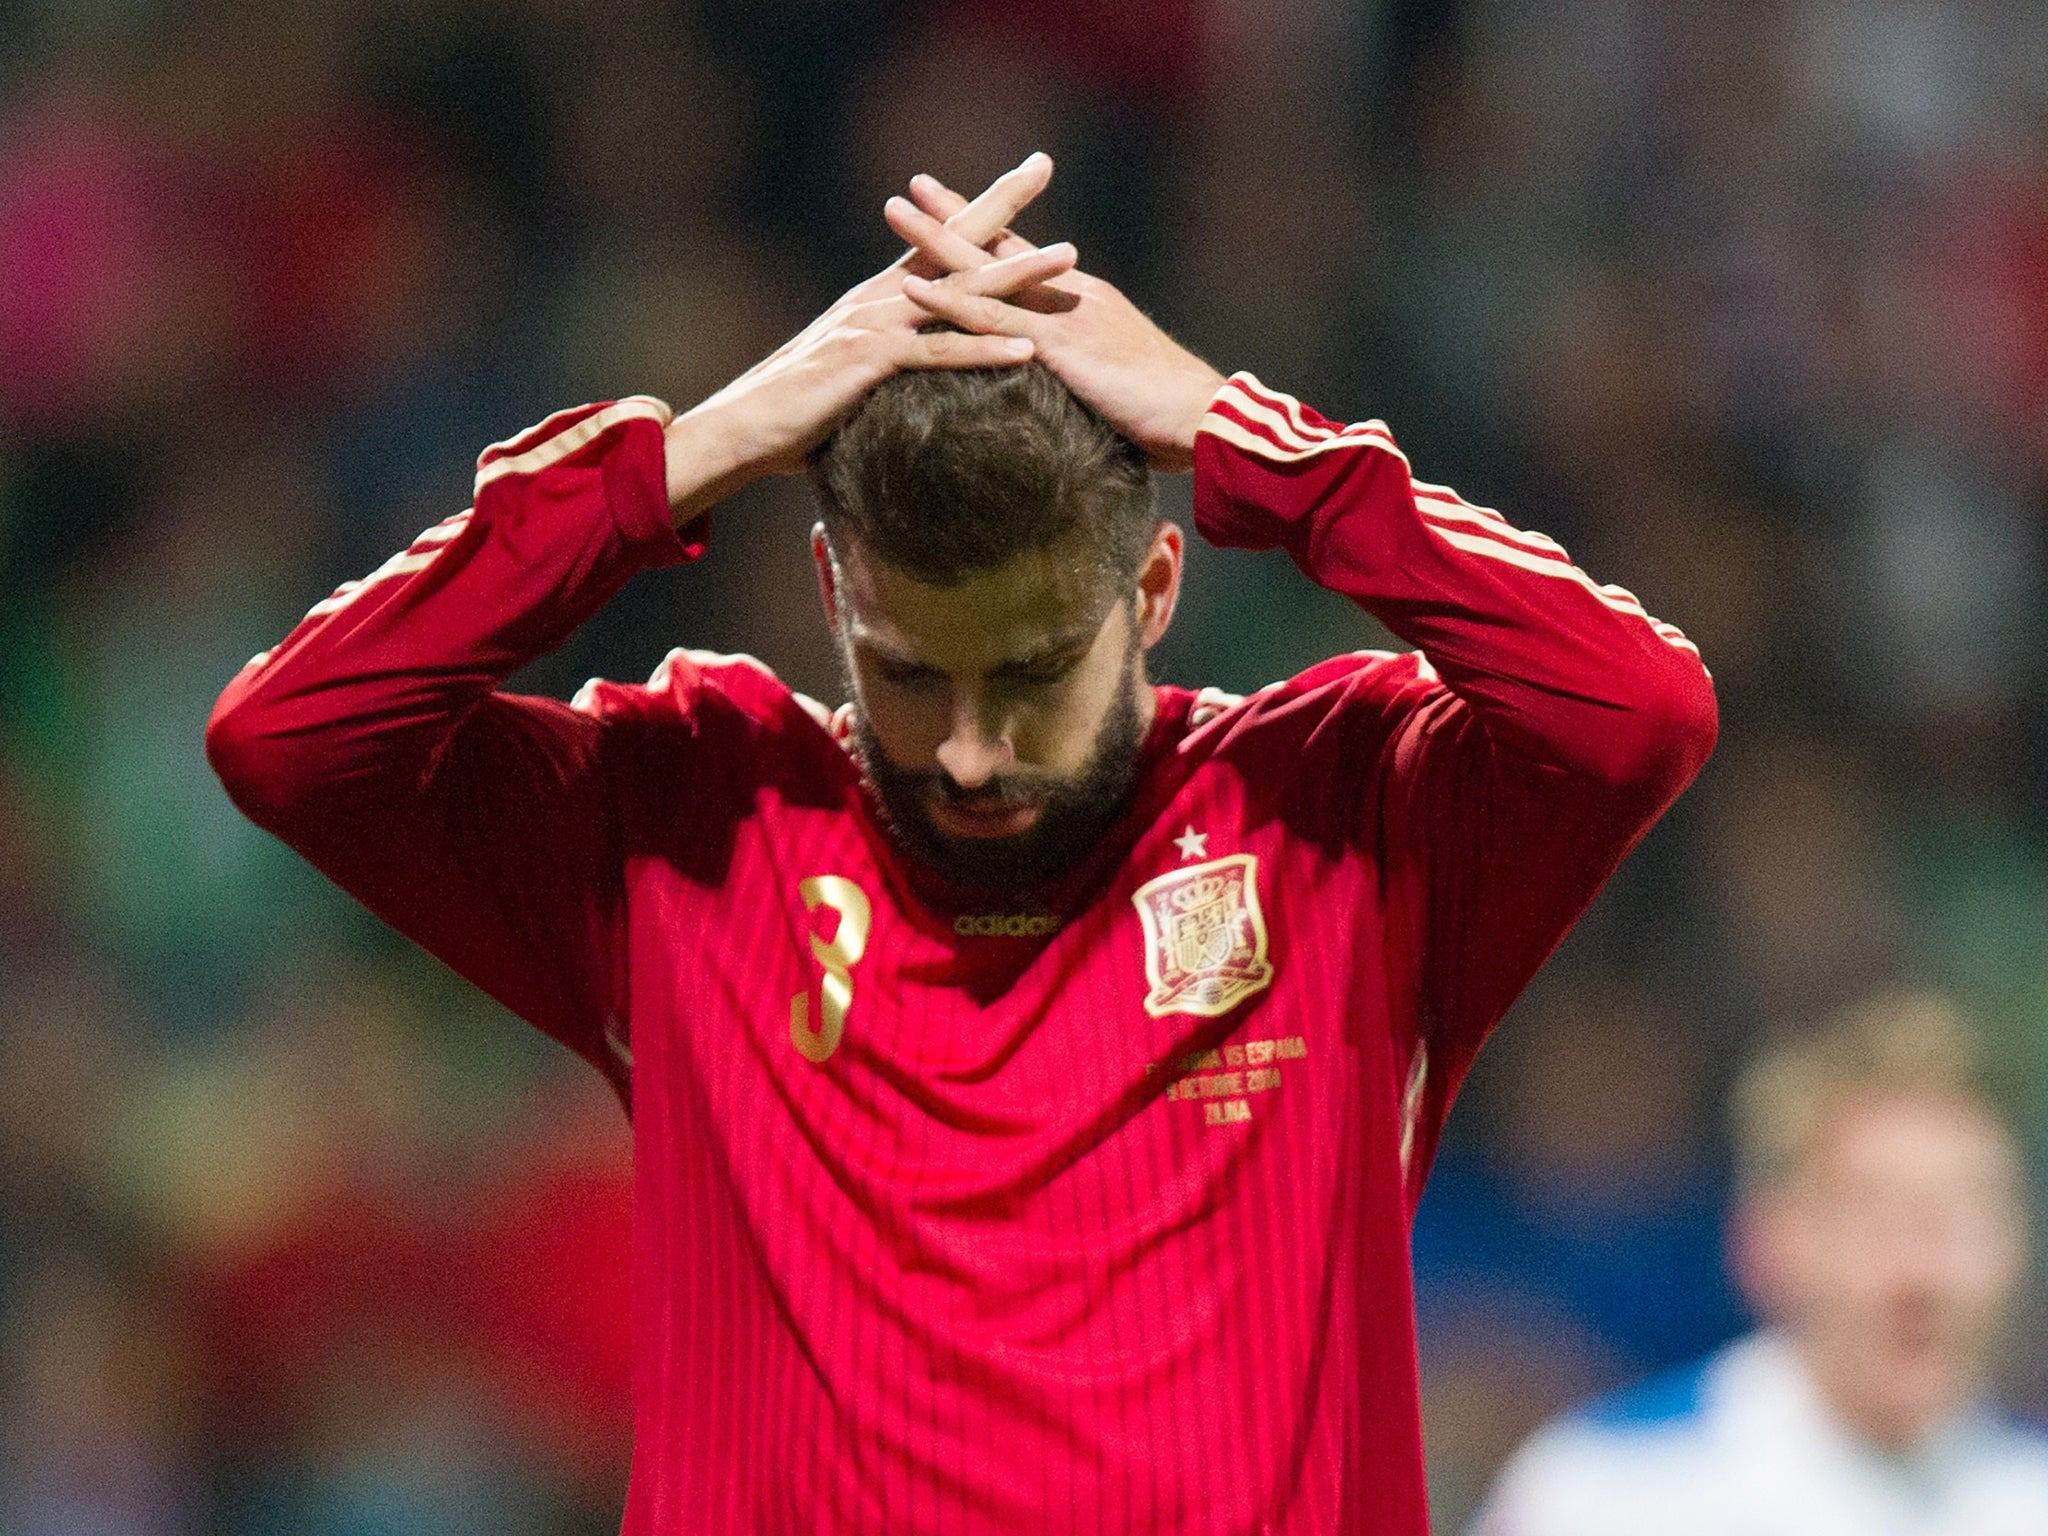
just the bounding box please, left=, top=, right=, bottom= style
left=885, top=174, right=1224, bottom=474
left=663, top=153, right=1074, bottom=519
left=664, top=153, right=1224, bottom=524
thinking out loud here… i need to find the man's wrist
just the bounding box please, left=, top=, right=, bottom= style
left=1152, top=364, right=1229, bottom=473
left=663, top=407, right=756, bottom=528
left=1176, top=366, right=1230, bottom=459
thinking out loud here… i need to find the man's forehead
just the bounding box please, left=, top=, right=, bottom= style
left=1804, top=1090, right=2023, bottom=1194
left=837, top=536, right=1120, bottom=661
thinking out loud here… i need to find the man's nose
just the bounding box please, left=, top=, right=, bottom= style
left=934, top=696, right=1015, bottom=790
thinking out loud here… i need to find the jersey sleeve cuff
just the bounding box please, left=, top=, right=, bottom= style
left=471, top=396, right=708, bottom=568
left=600, top=399, right=709, bottom=567
left=1191, top=372, right=1406, bottom=552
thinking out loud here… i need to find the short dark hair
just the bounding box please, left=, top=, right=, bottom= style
left=809, top=362, right=1154, bottom=587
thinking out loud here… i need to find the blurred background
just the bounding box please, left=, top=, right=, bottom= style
left=4, top=0, right=2048, bottom=1529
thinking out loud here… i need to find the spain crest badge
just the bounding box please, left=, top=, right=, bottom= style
left=1132, top=853, right=1276, bottom=1018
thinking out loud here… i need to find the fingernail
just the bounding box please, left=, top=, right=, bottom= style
left=1045, top=241, right=1076, bottom=259
left=903, top=273, right=931, bottom=291
left=1004, top=338, right=1033, bottom=356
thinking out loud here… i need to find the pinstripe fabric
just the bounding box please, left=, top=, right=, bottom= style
left=206, top=392, right=1716, bottom=1534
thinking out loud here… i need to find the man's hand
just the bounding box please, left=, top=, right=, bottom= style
left=663, top=155, right=1069, bottom=523
left=886, top=173, right=1226, bottom=474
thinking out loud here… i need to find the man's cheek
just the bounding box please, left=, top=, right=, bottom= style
left=861, top=695, right=945, bottom=769
left=1021, top=682, right=1113, bottom=775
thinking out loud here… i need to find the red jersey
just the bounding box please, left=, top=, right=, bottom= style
left=206, top=374, right=1716, bottom=1534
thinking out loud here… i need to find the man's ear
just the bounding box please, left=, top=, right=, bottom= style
left=812, top=522, right=841, bottom=635
left=1135, top=521, right=1184, bottom=648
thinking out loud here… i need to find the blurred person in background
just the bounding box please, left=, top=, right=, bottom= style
left=1468, top=990, right=2048, bottom=1535
left=202, top=146, right=1715, bottom=1534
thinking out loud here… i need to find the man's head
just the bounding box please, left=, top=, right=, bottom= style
left=810, top=363, right=1181, bottom=890
left=1730, top=991, right=2027, bottom=1448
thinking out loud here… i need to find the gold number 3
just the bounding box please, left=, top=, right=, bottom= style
left=789, top=876, right=871, bottom=1063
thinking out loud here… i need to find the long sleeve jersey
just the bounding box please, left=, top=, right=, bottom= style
left=206, top=373, right=1717, bottom=1535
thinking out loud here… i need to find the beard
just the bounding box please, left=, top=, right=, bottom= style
left=847, top=645, right=1148, bottom=894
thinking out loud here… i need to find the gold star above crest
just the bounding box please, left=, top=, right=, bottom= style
left=1173, top=825, right=1209, bottom=862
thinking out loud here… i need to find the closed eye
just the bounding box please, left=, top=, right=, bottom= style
left=995, top=656, right=1083, bottom=686
left=991, top=647, right=1089, bottom=688
left=875, top=658, right=945, bottom=688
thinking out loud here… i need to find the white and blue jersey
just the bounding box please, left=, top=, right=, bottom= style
left=1469, top=1333, right=2048, bottom=1536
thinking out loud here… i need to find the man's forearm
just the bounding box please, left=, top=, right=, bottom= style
left=1191, top=372, right=1717, bottom=796
left=208, top=397, right=693, bottom=831
left=664, top=402, right=758, bottom=529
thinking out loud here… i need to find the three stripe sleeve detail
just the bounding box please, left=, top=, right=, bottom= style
left=246, top=397, right=675, bottom=670
left=1200, top=373, right=1700, bottom=660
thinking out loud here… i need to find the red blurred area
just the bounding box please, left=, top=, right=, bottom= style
left=178, top=1088, right=633, bottom=1477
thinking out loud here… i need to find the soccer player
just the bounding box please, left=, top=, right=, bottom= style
left=1467, top=992, right=2048, bottom=1536
left=206, top=153, right=1716, bottom=1533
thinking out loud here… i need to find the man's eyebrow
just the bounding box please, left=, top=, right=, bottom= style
left=852, top=633, right=915, bottom=663
left=851, top=615, right=1108, bottom=671
left=993, top=629, right=1101, bottom=670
